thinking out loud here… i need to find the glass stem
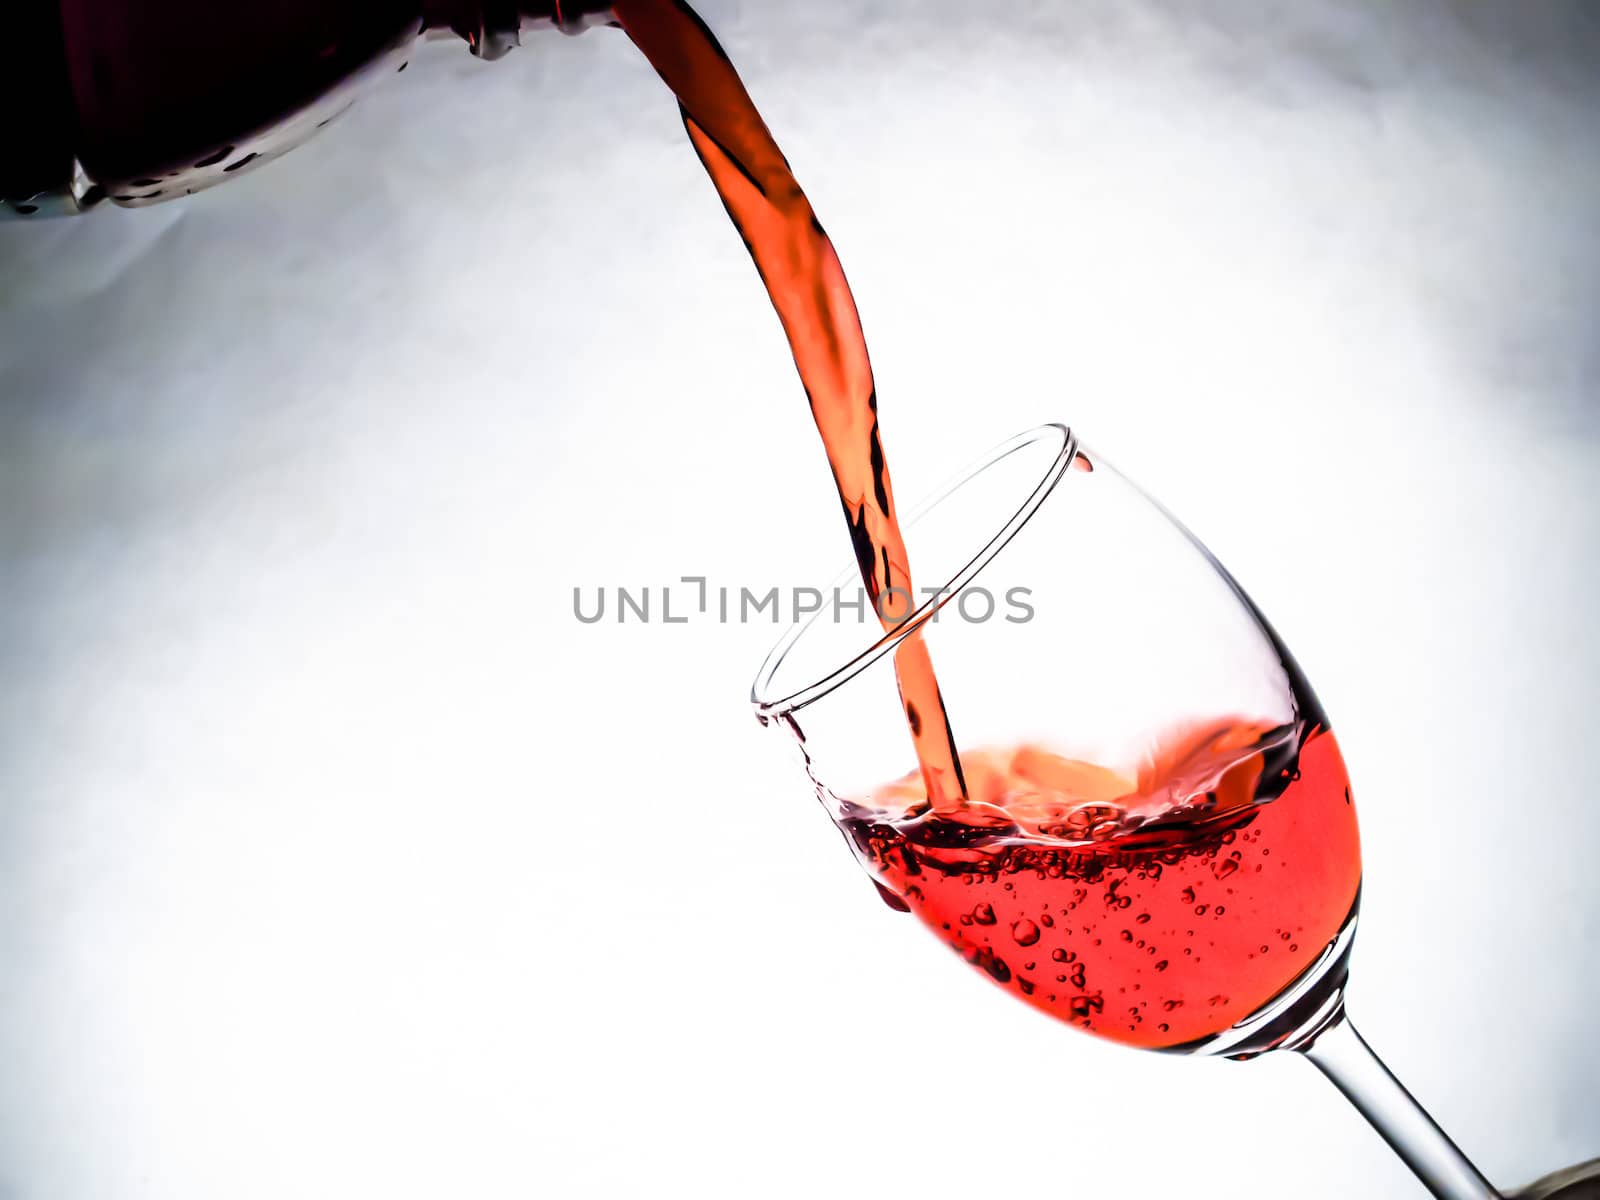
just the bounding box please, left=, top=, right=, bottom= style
left=1299, top=1008, right=1502, bottom=1199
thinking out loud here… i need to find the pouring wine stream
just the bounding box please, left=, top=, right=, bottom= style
left=612, top=0, right=968, bottom=811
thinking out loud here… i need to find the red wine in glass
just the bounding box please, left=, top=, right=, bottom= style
left=841, top=719, right=1360, bottom=1050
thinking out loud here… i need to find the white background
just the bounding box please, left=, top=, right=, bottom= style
left=2, top=2, right=1598, bottom=1196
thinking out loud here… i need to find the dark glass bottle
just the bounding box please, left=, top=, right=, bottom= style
left=1, top=0, right=613, bottom=217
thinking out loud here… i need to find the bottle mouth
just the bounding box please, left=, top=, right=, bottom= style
left=750, top=423, right=1078, bottom=722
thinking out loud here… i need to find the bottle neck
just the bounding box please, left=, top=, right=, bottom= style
left=424, top=1, right=615, bottom=60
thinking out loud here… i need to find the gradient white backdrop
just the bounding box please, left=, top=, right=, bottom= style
left=2, top=2, right=1598, bottom=1196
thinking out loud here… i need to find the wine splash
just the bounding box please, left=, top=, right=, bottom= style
left=612, top=0, right=967, bottom=808
left=840, top=719, right=1362, bottom=1049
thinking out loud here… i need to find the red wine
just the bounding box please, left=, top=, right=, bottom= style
left=840, top=720, right=1362, bottom=1049
left=613, top=0, right=968, bottom=808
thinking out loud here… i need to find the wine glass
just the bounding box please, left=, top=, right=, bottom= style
left=751, top=424, right=1598, bottom=1199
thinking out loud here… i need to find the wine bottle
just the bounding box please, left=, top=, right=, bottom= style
left=1, top=0, right=613, bottom=217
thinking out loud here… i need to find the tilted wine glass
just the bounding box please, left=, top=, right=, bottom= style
left=752, top=424, right=1596, bottom=1200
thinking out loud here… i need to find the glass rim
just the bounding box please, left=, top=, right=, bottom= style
left=750, top=422, right=1079, bottom=721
